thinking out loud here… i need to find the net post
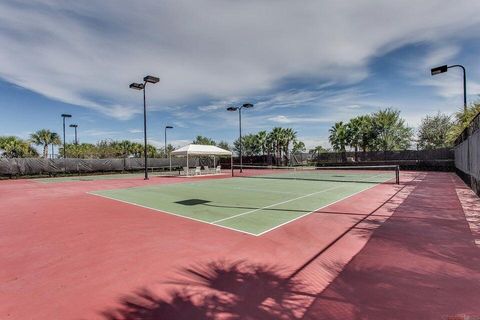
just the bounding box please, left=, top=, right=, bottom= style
left=395, top=165, right=400, bottom=184
left=231, top=155, right=234, bottom=177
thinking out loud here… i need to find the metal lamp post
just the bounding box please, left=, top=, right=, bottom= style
left=165, top=125, right=173, bottom=157
left=431, top=64, right=467, bottom=112
left=61, top=114, right=72, bottom=158
left=69, top=124, right=78, bottom=145
left=129, top=75, right=160, bottom=180
left=227, top=103, right=254, bottom=173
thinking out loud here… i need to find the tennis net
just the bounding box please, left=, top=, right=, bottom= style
left=231, top=164, right=400, bottom=184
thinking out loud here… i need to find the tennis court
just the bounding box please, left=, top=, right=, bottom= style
left=91, top=165, right=398, bottom=235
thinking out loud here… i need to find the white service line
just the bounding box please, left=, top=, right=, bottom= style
left=180, top=182, right=302, bottom=196
left=255, top=178, right=396, bottom=236
left=86, top=191, right=259, bottom=236
left=211, top=173, right=387, bottom=224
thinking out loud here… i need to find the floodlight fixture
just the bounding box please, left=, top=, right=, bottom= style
left=129, top=83, right=144, bottom=90
left=165, top=125, right=174, bottom=163
left=129, top=75, right=160, bottom=180
left=143, top=75, right=160, bottom=84
left=430, top=65, right=448, bottom=75
left=69, top=124, right=78, bottom=144
left=226, top=103, right=254, bottom=172
left=61, top=114, right=72, bottom=158
left=430, top=64, right=467, bottom=111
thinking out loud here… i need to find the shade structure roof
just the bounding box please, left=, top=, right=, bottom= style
left=171, top=144, right=232, bottom=156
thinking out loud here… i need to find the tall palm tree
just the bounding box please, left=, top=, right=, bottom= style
left=255, top=131, right=268, bottom=156
left=281, top=128, right=297, bottom=165
left=329, top=122, right=349, bottom=162
left=30, top=129, right=61, bottom=158
left=346, top=117, right=362, bottom=161
left=269, top=127, right=284, bottom=162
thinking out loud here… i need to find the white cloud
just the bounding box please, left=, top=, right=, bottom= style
left=1, top=0, right=479, bottom=120
left=82, top=129, right=119, bottom=136
left=128, top=128, right=143, bottom=134
left=268, top=115, right=332, bottom=124
left=299, top=136, right=331, bottom=150
left=402, top=45, right=480, bottom=101
left=132, top=138, right=191, bottom=148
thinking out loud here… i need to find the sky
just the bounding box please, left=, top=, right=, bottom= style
left=1, top=0, right=480, bottom=152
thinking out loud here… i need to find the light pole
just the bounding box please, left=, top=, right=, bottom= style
left=227, top=103, right=254, bottom=173
left=431, top=64, right=467, bottom=112
left=130, top=75, right=160, bottom=180
left=69, top=124, right=78, bottom=145
left=165, top=125, right=173, bottom=157
left=61, top=114, right=72, bottom=158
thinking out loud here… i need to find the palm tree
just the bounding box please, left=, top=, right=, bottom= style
left=292, top=140, right=306, bottom=154
left=255, top=131, right=268, bottom=156
left=30, top=129, right=61, bottom=158
left=131, top=143, right=144, bottom=158
left=329, top=122, right=349, bottom=162
left=269, top=127, right=284, bottom=162
left=0, top=136, right=38, bottom=158
left=281, top=128, right=297, bottom=165
left=346, top=117, right=362, bottom=161
left=50, top=133, right=61, bottom=158
left=117, top=140, right=134, bottom=158
left=193, top=135, right=216, bottom=145
left=147, top=144, right=158, bottom=158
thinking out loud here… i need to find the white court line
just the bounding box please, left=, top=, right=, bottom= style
left=87, top=173, right=394, bottom=237
left=211, top=173, right=387, bottom=224
left=179, top=182, right=302, bottom=196
left=86, top=192, right=258, bottom=236
left=255, top=178, right=396, bottom=236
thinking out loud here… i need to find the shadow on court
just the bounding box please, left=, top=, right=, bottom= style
left=302, top=173, right=480, bottom=319
left=175, top=199, right=384, bottom=216
left=99, top=173, right=480, bottom=319
left=100, top=185, right=406, bottom=320
left=101, top=260, right=310, bottom=320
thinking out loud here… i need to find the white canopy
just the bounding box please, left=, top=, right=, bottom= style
left=171, top=144, right=232, bottom=156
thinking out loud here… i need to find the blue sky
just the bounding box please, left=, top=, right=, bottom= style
left=1, top=0, right=480, bottom=152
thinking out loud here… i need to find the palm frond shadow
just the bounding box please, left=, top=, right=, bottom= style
left=101, top=260, right=309, bottom=320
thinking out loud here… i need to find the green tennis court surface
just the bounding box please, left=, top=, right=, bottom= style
left=90, top=168, right=396, bottom=235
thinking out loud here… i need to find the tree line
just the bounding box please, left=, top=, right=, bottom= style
left=193, top=127, right=306, bottom=163
left=1, top=102, right=479, bottom=159
left=327, top=104, right=480, bottom=161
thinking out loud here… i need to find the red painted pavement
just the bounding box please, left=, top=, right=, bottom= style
left=1, top=171, right=479, bottom=319
left=303, top=172, right=480, bottom=319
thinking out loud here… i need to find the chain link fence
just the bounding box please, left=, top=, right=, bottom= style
left=0, top=157, right=203, bottom=177
left=455, top=112, right=480, bottom=196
